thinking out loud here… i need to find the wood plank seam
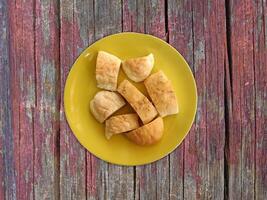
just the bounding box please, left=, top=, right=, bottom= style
left=252, top=5, right=257, bottom=200
left=57, top=1, right=61, bottom=199
left=33, top=0, right=36, bottom=198
left=164, top=0, right=169, bottom=40
left=224, top=0, right=232, bottom=199
left=164, top=2, right=173, bottom=198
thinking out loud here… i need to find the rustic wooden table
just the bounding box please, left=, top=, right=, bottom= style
left=1, top=0, right=266, bottom=199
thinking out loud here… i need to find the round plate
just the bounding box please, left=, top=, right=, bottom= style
left=64, top=32, right=197, bottom=166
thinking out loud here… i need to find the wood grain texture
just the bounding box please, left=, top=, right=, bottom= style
left=122, top=2, right=145, bottom=199
left=87, top=1, right=108, bottom=199
left=202, top=1, right=226, bottom=199
left=143, top=1, right=170, bottom=200
left=87, top=1, right=135, bottom=200
left=9, top=1, right=36, bottom=199
left=122, top=0, right=145, bottom=33
left=254, top=1, right=267, bottom=199
left=34, top=0, right=60, bottom=199
left=0, top=0, right=16, bottom=199
left=123, top=1, right=170, bottom=199
left=168, top=0, right=192, bottom=199
left=169, top=1, right=227, bottom=199
left=182, top=0, right=206, bottom=198
left=227, top=0, right=267, bottom=199
left=227, top=0, right=260, bottom=199
left=2, top=0, right=267, bottom=199
left=59, top=0, right=86, bottom=199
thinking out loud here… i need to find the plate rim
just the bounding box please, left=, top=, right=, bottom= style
left=64, top=32, right=198, bottom=166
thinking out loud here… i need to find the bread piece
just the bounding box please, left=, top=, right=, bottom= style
left=122, top=53, right=154, bottom=82
left=105, top=114, right=140, bottom=139
left=144, top=71, right=178, bottom=117
left=117, top=80, right=158, bottom=124
left=125, top=117, right=164, bottom=145
left=96, top=51, right=121, bottom=91
left=90, top=91, right=125, bottom=123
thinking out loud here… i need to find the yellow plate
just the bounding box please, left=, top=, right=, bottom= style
left=64, top=32, right=197, bottom=166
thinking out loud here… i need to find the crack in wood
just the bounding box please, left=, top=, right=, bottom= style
left=224, top=1, right=233, bottom=199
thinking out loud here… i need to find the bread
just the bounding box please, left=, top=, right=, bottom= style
left=90, top=91, right=125, bottom=123
left=96, top=51, right=121, bottom=91
left=125, top=117, right=164, bottom=145
left=105, top=114, right=140, bottom=139
left=117, top=80, right=158, bottom=124
left=122, top=53, right=154, bottom=82
left=144, top=71, right=178, bottom=117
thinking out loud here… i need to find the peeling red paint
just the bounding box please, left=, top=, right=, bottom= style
left=9, top=0, right=35, bottom=199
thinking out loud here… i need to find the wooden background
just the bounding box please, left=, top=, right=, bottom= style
left=0, top=0, right=266, bottom=199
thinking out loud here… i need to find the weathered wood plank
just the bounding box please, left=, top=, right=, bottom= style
left=168, top=0, right=193, bottom=199
left=86, top=1, right=135, bottom=200
left=169, top=0, right=227, bottom=199
left=60, top=0, right=87, bottom=199
left=254, top=0, right=267, bottom=199
left=145, top=0, right=166, bottom=40
left=227, top=0, right=257, bottom=199
left=83, top=1, right=109, bottom=199
left=203, top=1, right=226, bottom=199
left=86, top=1, right=110, bottom=199
left=184, top=0, right=205, bottom=193
left=0, top=0, right=16, bottom=199
left=183, top=0, right=206, bottom=198
left=123, top=1, right=189, bottom=199
left=144, top=1, right=170, bottom=199
left=122, top=0, right=145, bottom=33
left=34, top=0, right=60, bottom=199
left=123, top=1, right=171, bottom=199
left=94, top=0, right=122, bottom=40
left=122, top=2, right=146, bottom=199
left=9, top=1, right=36, bottom=199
